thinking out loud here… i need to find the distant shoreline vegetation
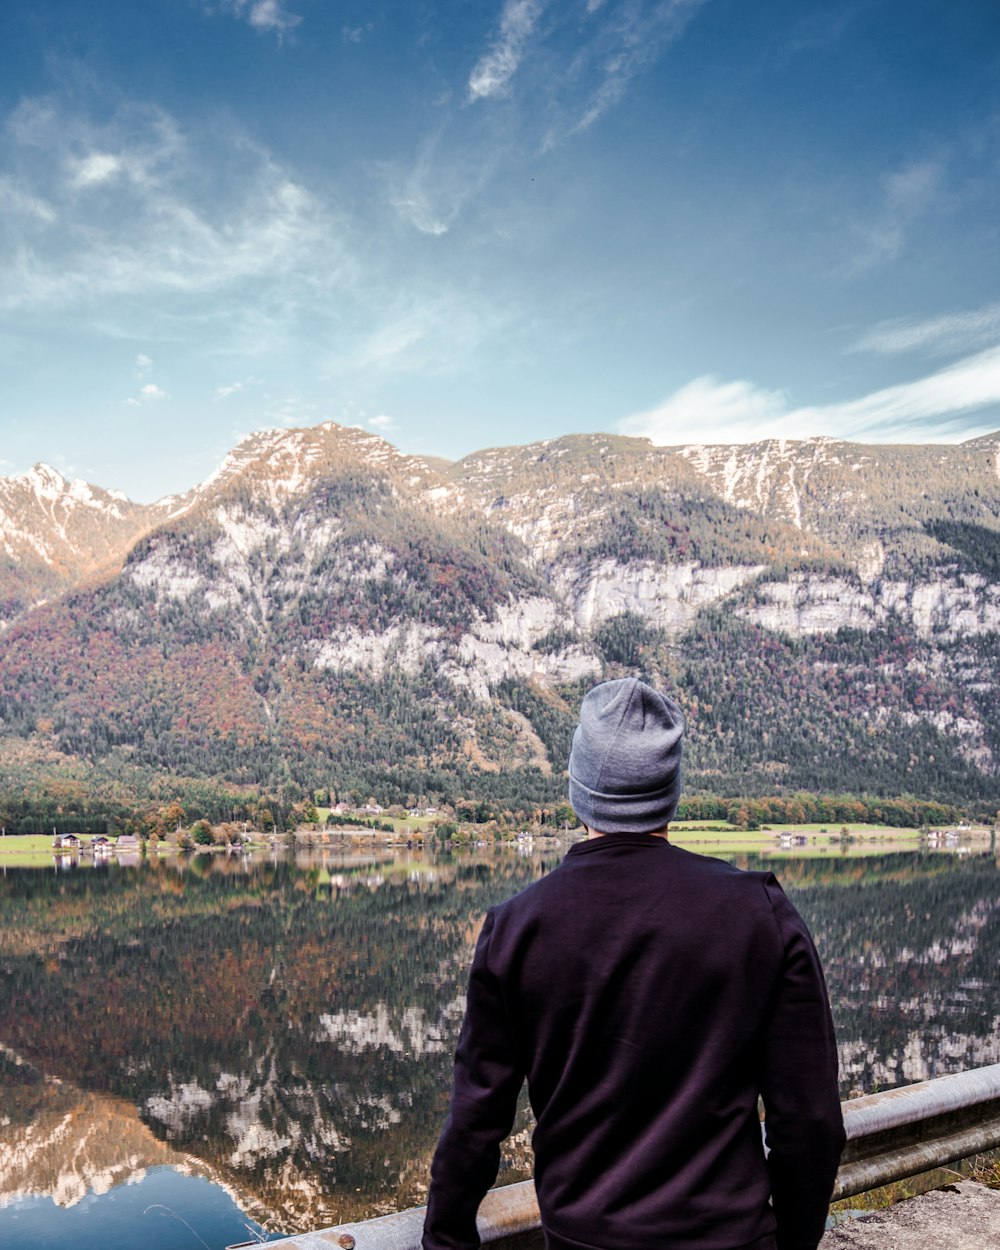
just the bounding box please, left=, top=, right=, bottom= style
left=0, top=788, right=983, bottom=841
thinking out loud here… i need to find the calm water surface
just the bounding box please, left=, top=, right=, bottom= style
left=1, top=841, right=998, bottom=1249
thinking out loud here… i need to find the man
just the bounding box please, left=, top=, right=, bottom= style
left=424, top=677, right=844, bottom=1250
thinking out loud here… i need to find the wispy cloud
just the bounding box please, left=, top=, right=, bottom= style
left=847, top=157, right=946, bottom=273
left=1, top=87, right=517, bottom=396
left=557, top=0, right=707, bottom=141
left=469, top=0, right=547, bottom=102
left=851, top=302, right=1000, bottom=358
left=0, top=174, right=56, bottom=223
left=620, top=377, right=788, bottom=444
left=392, top=0, right=706, bottom=241
left=783, top=7, right=856, bottom=57
left=70, top=151, right=123, bottom=188
left=619, top=345, right=1000, bottom=446
left=124, top=357, right=166, bottom=404
left=262, top=394, right=320, bottom=428
left=368, top=413, right=396, bottom=432
left=125, top=382, right=168, bottom=407
left=214, top=381, right=244, bottom=399
left=387, top=127, right=500, bottom=236
left=0, top=96, right=348, bottom=326
left=344, top=309, right=436, bottom=374
left=213, top=375, right=258, bottom=399
left=389, top=134, right=454, bottom=236
left=468, top=0, right=705, bottom=136
left=329, top=290, right=516, bottom=379
left=217, top=0, right=301, bottom=38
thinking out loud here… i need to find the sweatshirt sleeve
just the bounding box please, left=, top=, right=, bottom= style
left=760, top=875, right=846, bottom=1250
left=423, top=909, right=525, bottom=1250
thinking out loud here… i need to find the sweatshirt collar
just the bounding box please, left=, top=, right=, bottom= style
left=564, top=832, right=673, bottom=857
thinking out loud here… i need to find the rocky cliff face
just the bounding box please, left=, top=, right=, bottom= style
left=741, top=571, right=1000, bottom=640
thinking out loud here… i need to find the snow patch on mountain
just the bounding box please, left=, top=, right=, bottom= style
left=678, top=438, right=838, bottom=527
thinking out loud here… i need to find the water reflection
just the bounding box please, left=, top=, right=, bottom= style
left=0, top=845, right=998, bottom=1243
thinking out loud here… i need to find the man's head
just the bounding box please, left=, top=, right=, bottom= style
left=568, top=677, right=685, bottom=834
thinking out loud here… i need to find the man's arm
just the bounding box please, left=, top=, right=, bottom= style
left=760, top=876, right=846, bottom=1250
left=423, top=910, right=525, bottom=1250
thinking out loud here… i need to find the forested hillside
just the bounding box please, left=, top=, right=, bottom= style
left=1, top=421, right=998, bottom=823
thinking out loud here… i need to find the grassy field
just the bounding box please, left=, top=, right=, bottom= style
left=668, top=822, right=926, bottom=858
left=0, top=834, right=93, bottom=867
left=671, top=821, right=922, bottom=835
left=314, top=809, right=435, bottom=834
left=0, top=833, right=173, bottom=867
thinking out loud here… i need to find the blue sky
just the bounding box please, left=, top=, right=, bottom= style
left=1, top=0, right=999, bottom=501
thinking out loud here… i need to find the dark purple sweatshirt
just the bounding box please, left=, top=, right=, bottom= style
left=423, top=834, right=845, bottom=1250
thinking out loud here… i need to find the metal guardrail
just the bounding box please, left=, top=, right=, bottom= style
left=256, top=1063, right=1000, bottom=1250
left=834, top=1062, right=1000, bottom=1198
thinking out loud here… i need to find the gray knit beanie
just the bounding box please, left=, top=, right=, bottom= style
left=568, top=677, right=685, bottom=833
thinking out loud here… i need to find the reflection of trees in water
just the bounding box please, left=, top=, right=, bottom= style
left=740, top=853, right=1000, bottom=1094
left=1, top=850, right=998, bottom=1231
left=0, top=853, right=552, bottom=1232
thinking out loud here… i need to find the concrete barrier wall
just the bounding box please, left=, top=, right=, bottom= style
left=254, top=1063, right=1000, bottom=1250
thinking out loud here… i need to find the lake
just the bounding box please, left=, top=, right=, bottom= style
left=1, top=837, right=998, bottom=1249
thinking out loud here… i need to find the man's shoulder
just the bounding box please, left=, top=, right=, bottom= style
left=491, top=868, right=559, bottom=917
left=490, top=843, right=779, bottom=921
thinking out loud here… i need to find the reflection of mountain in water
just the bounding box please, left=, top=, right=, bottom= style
left=315, top=997, right=466, bottom=1055
left=1, top=850, right=999, bottom=1232
left=0, top=1048, right=206, bottom=1208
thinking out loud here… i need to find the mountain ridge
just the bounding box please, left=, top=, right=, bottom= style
left=1, top=421, right=998, bottom=817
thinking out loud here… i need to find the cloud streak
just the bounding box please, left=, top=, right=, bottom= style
left=851, top=302, right=1000, bottom=358
left=619, top=345, right=1000, bottom=446
left=467, top=1, right=707, bottom=139
left=469, top=0, right=547, bottom=101
left=562, top=0, right=707, bottom=140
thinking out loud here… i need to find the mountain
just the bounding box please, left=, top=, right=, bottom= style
left=0, top=463, right=177, bottom=630
left=1, top=422, right=999, bottom=818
